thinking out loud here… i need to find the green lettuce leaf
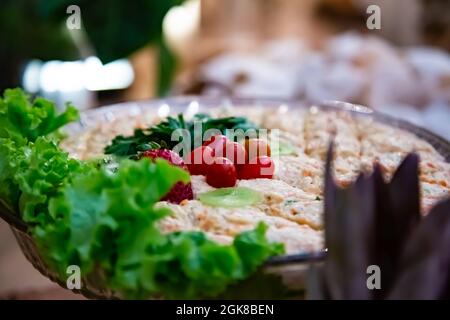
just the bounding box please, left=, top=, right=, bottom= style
left=0, top=88, right=81, bottom=215
left=0, top=88, right=79, bottom=142
left=16, top=137, right=92, bottom=225
left=36, top=159, right=283, bottom=299
left=0, top=137, right=22, bottom=212
left=0, top=88, right=283, bottom=299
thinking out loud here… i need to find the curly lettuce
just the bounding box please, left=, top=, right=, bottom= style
left=0, top=89, right=81, bottom=215
left=0, top=88, right=79, bottom=142
left=0, top=88, right=284, bottom=299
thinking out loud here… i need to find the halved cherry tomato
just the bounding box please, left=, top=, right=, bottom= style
left=244, top=138, right=271, bottom=160
left=204, top=134, right=229, bottom=156
left=185, top=146, right=214, bottom=175
left=238, top=156, right=275, bottom=179
left=206, top=157, right=237, bottom=187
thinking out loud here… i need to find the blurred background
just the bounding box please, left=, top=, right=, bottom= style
left=1, top=0, right=450, bottom=298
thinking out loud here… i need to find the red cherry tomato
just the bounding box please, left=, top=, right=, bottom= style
left=221, top=141, right=247, bottom=166
left=206, top=157, right=237, bottom=188
left=244, top=138, right=271, bottom=160
left=142, top=149, right=186, bottom=168
left=238, top=156, right=275, bottom=179
left=185, top=146, right=214, bottom=175
left=204, top=134, right=229, bottom=156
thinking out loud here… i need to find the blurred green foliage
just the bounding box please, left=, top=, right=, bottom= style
left=0, top=0, right=184, bottom=95
left=0, top=0, right=77, bottom=89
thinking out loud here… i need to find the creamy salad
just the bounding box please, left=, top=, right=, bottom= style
left=61, top=106, right=450, bottom=255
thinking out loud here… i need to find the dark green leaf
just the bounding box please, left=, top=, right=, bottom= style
left=105, top=113, right=259, bottom=157
left=388, top=199, right=450, bottom=300
left=319, top=144, right=374, bottom=299
left=157, top=38, right=177, bottom=96
left=372, top=154, right=421, bottom=297
left=38, top=0, right=184, bottom=64
left=309, top=144, right=449, bottom=300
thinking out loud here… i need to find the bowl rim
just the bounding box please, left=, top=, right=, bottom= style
left=72, top=96, right=450, bottom=161
left=2, top=96, right=449, bottom=267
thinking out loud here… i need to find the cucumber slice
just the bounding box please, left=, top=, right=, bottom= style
left=198, top=187, right=263, bottom=208
left=271, top=141, right=297, bottom=156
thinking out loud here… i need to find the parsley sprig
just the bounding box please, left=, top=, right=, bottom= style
left=104, top=113, right=259, bottom=157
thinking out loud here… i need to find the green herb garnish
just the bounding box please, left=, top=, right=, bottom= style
left=104, top=113, right=259, bottom=157
left=284, top=199, right=299, bottom=206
